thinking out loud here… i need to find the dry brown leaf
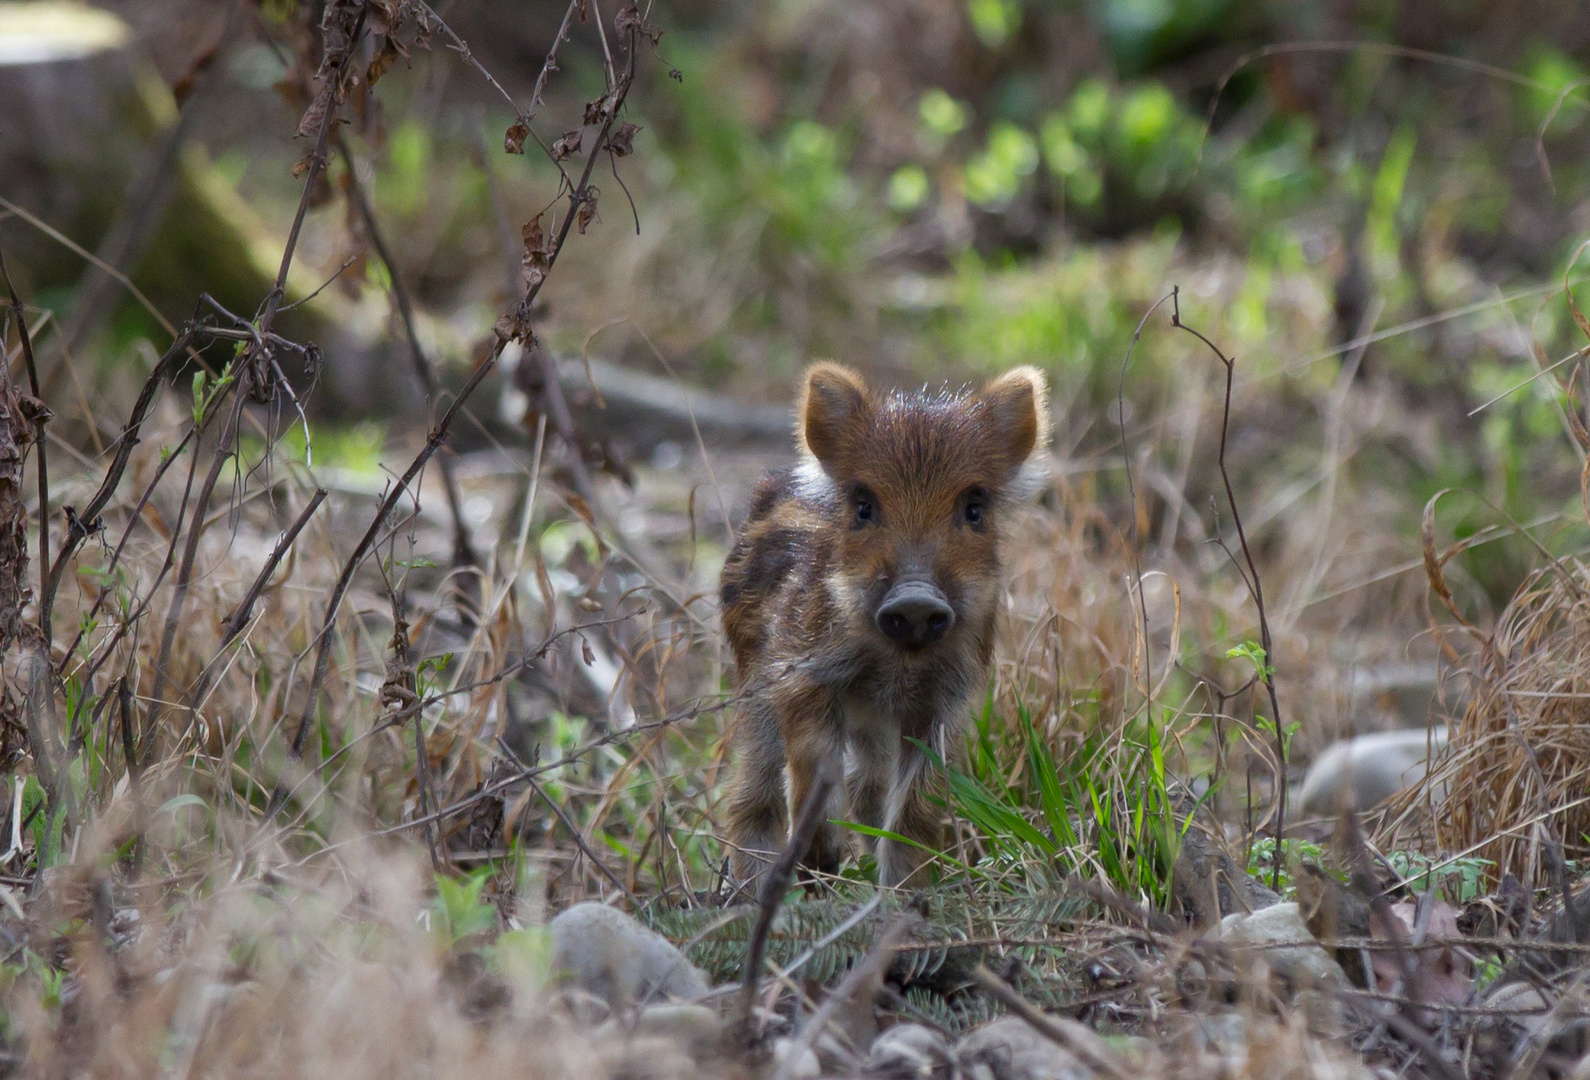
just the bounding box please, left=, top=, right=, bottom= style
left=605, top=121, right=640, bottom=157
left=551, top=128, right=582, bottom=162
left=504, top=120, right=530, bottom=155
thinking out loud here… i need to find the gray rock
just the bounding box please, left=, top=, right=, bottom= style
left=955, top=1017, right=1093, bottom=1080
left=771, top=1036, right=822, bottom=1079
left=548, top=902, right=708, bottom=1009
left=1217, top=902, right=1347, bottom=990
left=1297, top=728, right=1448, bottom=817
left=867, top=1023, right=955, bottom=1078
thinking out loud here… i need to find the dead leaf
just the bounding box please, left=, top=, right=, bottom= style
left=520, top=214, right=553, bottom=293
left=365, top=0, right=399, bottom=36
left=551, top=128, right=583, bottom=162
left=367, top=38, right=400, bottom=85
left=521, top=214, right=547, bottom=253
left=504, top=120, right=530, bottom=155
left=494, top=312, right=532, bottom=345
left=295, top=83, right=333, bottom=139
left=605, top=122, right=639, bottom=157
left=1371, top=899, right=1473, bottom=1013
left=575, top=194, right=598, bottom=234
left=614, top=3, right=641, bottom=34
left=581, top=638, right=595, bottom=666
left=583, top=96, right=614, bottom=126
left=533, top=551, right=556, bottom=620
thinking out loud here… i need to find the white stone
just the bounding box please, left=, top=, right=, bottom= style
left=955, top=1016, right=1094, bottom=1080
left=547, top=902, right=709, bottom=1009
left=1217, top=902, right=1347, bottom=989
left=868, top=1022, right=954, bottom=1077
left=1297, top=728, right=1448, bottom=816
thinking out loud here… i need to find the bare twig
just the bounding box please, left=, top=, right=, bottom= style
left=153, top=8, right=368, bottom=745
left=337, top=139, right=477, bottom=575
left=526, top=2, right=584, bottom=121
left=220, top=488, right=328, bottom=652
left=290, top=356, right=497, bottom=755
left=524, top=769, right=638, bottom=906
left=293, top=9, right=648, bottom=758
left=0, top=246, right=49, bottom=645
left=1115, top=291, right=1176, bottom=709
left=1170, top=287, right=1288, bottom=889
left=182, top=487, right=328, bottom=715
left=44, top=327, right=192, bottom=623
left=772, top=914, right=917, bottom=1080
left=54, top=423, right=198, bottom=675
left=734, top=765, right=838, bottom=1036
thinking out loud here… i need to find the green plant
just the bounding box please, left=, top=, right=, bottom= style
left=1384, top=851, right=1494, bottom=905
left=920, top=700, right=1193, bottom=908
left=1244, top=837, right=1330, bottom=898
left=431, top=869, right=497, bottom=948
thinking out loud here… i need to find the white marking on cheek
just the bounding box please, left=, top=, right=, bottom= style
left=825, top=570, right=863, bottom=618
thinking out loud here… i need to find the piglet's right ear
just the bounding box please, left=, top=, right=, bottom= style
left=799, top=363, right=869, bottom=473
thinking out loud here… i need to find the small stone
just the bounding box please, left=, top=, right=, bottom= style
left=955, top=1016, right=1094, bottom=1080
left=1487, top=981, right=1552, bottom=1038
left=548, top=902, right=708, bottom=1010
left=771, top=1036, right=822, bottom=1079
left=1297, top=728, right=1448, bottom=816
left=867, top=1022, right=954, bottom=1078
left=1217, top=901, right=1347, bottom=990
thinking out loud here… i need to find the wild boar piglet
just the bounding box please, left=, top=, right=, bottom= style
left=720, top=362, right=1051, bottom=887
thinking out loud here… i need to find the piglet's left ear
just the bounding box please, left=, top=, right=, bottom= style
left=979, top=366, right=1052, bottom=479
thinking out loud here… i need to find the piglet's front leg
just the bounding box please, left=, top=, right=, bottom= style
left=876, top=742, right=949, bottom=888
left=779, top=682, right=848, bottom=879
left=725, top=694, right=789, bottom=889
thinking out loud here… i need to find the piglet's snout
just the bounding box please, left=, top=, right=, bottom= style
left=875, top=581, right=954, bottom=646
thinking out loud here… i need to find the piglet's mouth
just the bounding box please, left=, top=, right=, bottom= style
left=873, top=581, right=955, bottom=647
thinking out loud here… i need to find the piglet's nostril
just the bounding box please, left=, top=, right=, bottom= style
left=875, top=582, right=955, bottom=646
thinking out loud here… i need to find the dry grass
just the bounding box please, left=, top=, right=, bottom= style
left=1383, top=554, right=1590, bottom=883
left=17, top=832, right=750, bottom=1080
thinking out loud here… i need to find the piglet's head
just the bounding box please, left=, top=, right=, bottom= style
left=797, top=363, right=1051, bottom=653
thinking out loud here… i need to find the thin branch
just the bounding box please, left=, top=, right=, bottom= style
left=153, top=9, right=368, bottom=746
left=0, top=245, right=49, bottom=643
left=771, top=914, right=916, bottom=1080
left=54, top=424, right=197, bottom=675
left=1115, top=291, right=1176, bottom=712
left=337, top=139, right=477, bottom=574
left=1170, top=287, right=1288, bottom=890
left=733, top=764, right=837, bottom=1036
left=43, top=326, right=191, bottom=626
left=290, top=355, right=498, bottom=754
left=525, top=768, right=638, bottom=906
left=182, top=487, right=328, bottom=714
left=292, top=11, right=648, bottom=758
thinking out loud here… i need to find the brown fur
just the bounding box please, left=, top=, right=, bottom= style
left=720, top=363, right=1051, bottom=887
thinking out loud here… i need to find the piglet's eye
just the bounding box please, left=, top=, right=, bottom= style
left=852, top=489, right=877, bottom=528
left=960, top=490, right=987, bottom=529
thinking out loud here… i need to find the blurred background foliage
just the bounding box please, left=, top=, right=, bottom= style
left=15, top=0, right=1590, bottom=620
